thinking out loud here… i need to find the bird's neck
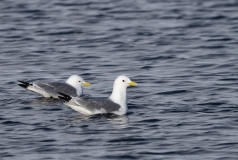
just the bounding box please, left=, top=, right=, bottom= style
left=76, top=88, right=83, bottom=96
left=66, top=81, right=82, bottom=96
left=109, top=84, right=127, bottom=113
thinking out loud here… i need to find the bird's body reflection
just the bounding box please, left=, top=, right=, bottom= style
left=66, top=113, right=129, bottom=128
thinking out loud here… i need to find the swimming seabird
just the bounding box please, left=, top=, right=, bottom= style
left=18, top=75, right=91, bottom=98
left=58, top=75, right=138, bottom=115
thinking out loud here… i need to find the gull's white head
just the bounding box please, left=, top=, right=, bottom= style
left=113, top=75, right=138, bottom=88
left=66, top=75, right=91, bottom=96
left=109, top=75, right=137, bottom=115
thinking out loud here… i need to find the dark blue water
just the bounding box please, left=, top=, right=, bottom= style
left=1, top=0, right=238, bottom=159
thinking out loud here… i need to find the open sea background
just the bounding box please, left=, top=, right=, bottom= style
left=1, top=0, right=238, bottom=159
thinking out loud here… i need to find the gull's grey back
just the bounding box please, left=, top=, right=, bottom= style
left=36, top=82, right=78, bottom=97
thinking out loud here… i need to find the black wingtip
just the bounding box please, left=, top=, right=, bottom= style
left=17, top=80, right=30, bottom=87
left=18, top=83, right=28, bottom=88
left=58, top=96, right=69, bottom=102
left=58, top=92, right=72, bottom=102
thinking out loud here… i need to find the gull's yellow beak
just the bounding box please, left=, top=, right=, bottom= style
left=128, top=81, right=138, bottom=86
left=83, top=81, right=91, bottom=87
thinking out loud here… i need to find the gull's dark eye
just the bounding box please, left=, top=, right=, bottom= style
left=79, top=81, right=81, bottom=82
left=122, top=80, right=125, bottom=82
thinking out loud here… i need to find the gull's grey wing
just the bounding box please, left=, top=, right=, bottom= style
left=72, top=98, right=120, bottom=113
left=35, top=82, right=77, bottom=98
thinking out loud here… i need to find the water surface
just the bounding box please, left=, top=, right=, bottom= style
left=1, top=0, right=238, bottom=159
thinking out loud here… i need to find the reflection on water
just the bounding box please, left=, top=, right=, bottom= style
left=24, top=97, right=62, bottom=106
left=67, top=113, right=129, bottom=128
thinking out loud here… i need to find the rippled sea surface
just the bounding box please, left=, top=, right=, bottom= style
left=1, top=0, right=238, bottom=159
